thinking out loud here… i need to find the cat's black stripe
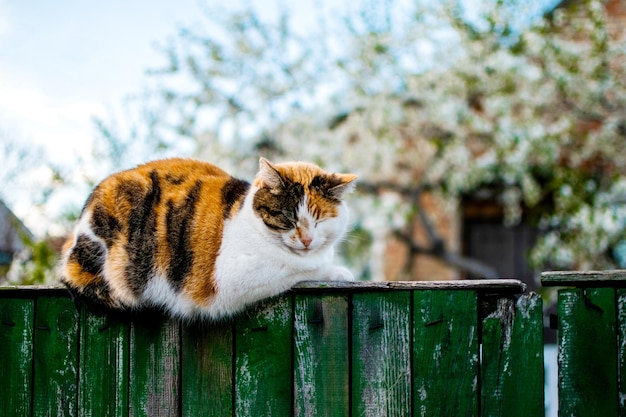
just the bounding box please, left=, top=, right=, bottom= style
left=116, top=180, right=145, bottom=205
left=165, top=180, right=203, bottom=290
left=252, top=181, right=304, bottom=231
left=65, top=233, right=113, bottom=313
left=222, top=177, right=250, bottom=219
left=310, top=174, right=342, bottom=203
left=64, top=280, right=117, bottom=315
left=165, top=173, right=186, bottom=185
left=125, top=171, right=161, bottom=295
left=90, top=204, right=121, bottom=248
left=70, top=234, right=106, bottom=275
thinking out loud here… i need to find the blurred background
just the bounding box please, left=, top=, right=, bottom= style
left=1, top=0, right=625, bottom=296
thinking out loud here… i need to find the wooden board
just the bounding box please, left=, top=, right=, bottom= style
left=481, top=294, right=544, bottom=417
left=235, top=296, right=293, bottom=416
left=294, top=294, right=349, bottom=417
left=351, top=291, right=412, bottom=417
left=78, top=311, right=130, bottom=417
left=4, top=279, right=527, bottom=293
left=182, top=320, right=233, bottom=417
left=0, top=297, right=34, bottom=417
left=558, top=288, right=617, bottom=417
left=293, top=279, right=525, bottom=292
left=413, top=290, right=479, bottom=416
left=616, top=289, right=626, bottom=416
left=129, top=314, right=181, bottom=417
left=32, top=295, right=79, bottom=417
left=542, top=269, right=626, bottom=286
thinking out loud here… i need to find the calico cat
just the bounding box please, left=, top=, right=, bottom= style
left=60, top=157, right=357, bottom=319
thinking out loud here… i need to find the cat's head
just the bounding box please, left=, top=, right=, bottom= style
left=252, top=157, right=357, bottom=255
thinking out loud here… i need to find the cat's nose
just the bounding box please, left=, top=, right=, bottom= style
left=300, top=235, right=313, bottom=248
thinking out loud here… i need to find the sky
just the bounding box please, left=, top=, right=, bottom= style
left=0, top=0, right=206, bottom=163
left=0, top=1, right=221, bottom=232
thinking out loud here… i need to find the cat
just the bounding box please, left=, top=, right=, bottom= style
left=60, top=157, right=357, bottom=320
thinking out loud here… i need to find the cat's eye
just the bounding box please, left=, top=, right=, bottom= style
left=282, top=210, right=297, bottom=221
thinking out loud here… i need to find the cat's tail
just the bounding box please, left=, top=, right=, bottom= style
left=59, top=232, right=119, bottom=314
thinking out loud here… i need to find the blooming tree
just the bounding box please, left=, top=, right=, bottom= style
left=96, top=0, right=626, bottom=278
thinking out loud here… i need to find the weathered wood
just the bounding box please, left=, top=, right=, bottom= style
left=0, top=280, right=546, bottom=417
left=481, top=294, right=544, bottom=417
left=293, top=279, right=525, bottom=292
left=294, top=294, right=349, bottom=417
left=235, top=296, right=292, bottom=416
left=542, top=269, right=626, bottom=286
left=558, top=288, right=617, bottom=417
left=32, top=295, right=79, bottom=417
left=78, top=311, right=130, bottom=417
left=0, top=297, right=34, bottom=417
left=129, top=314, right=181, bottom=417
left=0, top=284, right=65, bottom=291
left=351, top=291, right=412, bottom=417
left=182, top=320, right=233, bottom=417
left=618, top=289, right=626, bottom=416
left=2, top=278, right=527, bottom=293
left=413, top=290, right=479, bottom=417
left=507, top=294, right=544, bottom=415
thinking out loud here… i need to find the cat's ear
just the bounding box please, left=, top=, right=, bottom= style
left=328, top=173, right=357, bottom=200
left=257, top=157, right=286, bottom=191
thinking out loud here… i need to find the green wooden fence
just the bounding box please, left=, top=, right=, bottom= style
left=0, top=280, right=543, bottom=417
left=542, top=270, right=626, bottom=417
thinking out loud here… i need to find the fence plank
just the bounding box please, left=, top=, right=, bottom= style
left=558, top=288, right=617, bottom=417
left=33, top=295, right=79, bottom=417
left=129, top=314, right=181, bottom=417
left=79, top=311, right=130, bottom=417
left=617, top=289, right=626, bottom=416
left=235, top=296, right=292, bottom=416
left=0, top=297, right=34, bottom=417
left=413, top=290, right=479, bottom=417
left=294, top=279, right=526, bottom=292
left=481, top=294, right=544, bottom=417
left=182, top=321, right=233, bottom=417
left=351, top=291, right=412, bottom=417
left=542, top=269, right=626, bottom=286
left=294, top=294, right=349, bottom=417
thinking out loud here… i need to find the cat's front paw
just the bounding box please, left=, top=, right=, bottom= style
left=326, top=266, right=354, bottom=282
